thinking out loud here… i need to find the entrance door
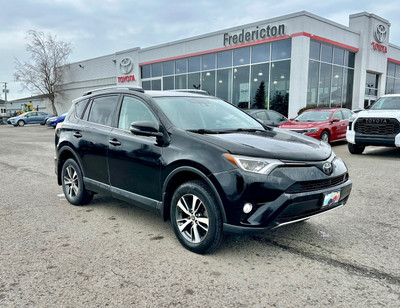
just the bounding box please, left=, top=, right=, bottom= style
left=364, top=72, right=379, bottom=108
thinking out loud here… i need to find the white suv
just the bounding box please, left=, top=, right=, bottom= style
left=346, top=94, right=400, bottom=154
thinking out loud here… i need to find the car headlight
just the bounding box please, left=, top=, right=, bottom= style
left=223, top=154, right=284, bottom=174
left=303, top=128, right=320, bottom=134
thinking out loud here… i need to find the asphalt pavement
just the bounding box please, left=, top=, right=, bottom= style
left=0, top=125, right=399, bottom=307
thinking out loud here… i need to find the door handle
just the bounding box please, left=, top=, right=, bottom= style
left=73, top=132, right=82, bottom=138
left=109, top=139, right=121, bottom=146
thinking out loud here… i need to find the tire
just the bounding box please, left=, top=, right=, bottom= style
left=61, top=158, right=93, bottom=206
left=170, top=180, right=224, bottom=254
left=348, top=143, right=365, bottom=154
left=320, top=131, right=330, bottom=143
left=18, top=120, right=25, bottom=127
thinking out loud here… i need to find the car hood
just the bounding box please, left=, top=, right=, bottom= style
left=191, top=128, right=331, bottom=161
left=355, top=109, right=400, bottom=118
left=279, top=121, right=326, bottom=129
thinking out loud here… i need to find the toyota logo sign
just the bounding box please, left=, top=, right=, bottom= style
left=120, top=58, right=133, bottom=74
left=374, top=24, right=387, bottom=43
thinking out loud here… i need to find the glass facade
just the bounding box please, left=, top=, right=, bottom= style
left=386, top=62, right=400, bottom=94
left=141, top=40, right=292, bottom=116
left=307, top=40, right=355, bottom=109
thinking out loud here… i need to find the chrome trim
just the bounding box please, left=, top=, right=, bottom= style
left=273, top=203, right=344, bottom=229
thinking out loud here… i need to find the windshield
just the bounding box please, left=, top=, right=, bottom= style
left=370, top=97, right=400, bottom=110
left=296, top=110, right=332, bottom=122
left=154, top=96, right=264, bottom=131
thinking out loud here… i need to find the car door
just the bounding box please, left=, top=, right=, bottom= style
left=76, top=95, right=119, bottom=184
left=26, top=112, right=37, bottom=124
left=107, top=95, right=162, bottom=204
left=331, top=110, right=346, bottom=140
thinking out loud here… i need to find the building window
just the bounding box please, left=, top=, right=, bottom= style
left=386, top=62, right=400, bottom=94
left=163, top=61, right=175, bottom=76
left=188, top=56, right=201, bottom=73
left=233, top=47, right=250, bottom=66
left=307, top=40, right=355, bottom=109
left=232, top=66, right=250, bottom=108
left=140, top=39, right=291, bottom=115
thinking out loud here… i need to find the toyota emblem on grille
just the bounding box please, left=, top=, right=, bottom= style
left=322, top=162, right=333, bottom=175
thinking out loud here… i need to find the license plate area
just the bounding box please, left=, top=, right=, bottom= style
left=322, top=190, right=341, bottom=208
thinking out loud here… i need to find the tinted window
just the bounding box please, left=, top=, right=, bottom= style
left=75, top=99, right=88, bottom=118
left=268, top=110, right=284, bottom=121
left=118, top=96, right=158, bottom=130
left=254, top=111, right=267, bottom=120
left=88, top=96, right=119, bottom=126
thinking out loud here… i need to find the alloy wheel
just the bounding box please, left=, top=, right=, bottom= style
left=63, top=165, right=79, bottom=199
left=175, top=194, right=209, bottom=244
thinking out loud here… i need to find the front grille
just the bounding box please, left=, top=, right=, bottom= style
left=286, top=173, right=348, bottom=194
left=354, top=118, right=400, bottom=135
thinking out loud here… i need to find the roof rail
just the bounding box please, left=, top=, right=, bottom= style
left=83, top=85, right=144, bottom=96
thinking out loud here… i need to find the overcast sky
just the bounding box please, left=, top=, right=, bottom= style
left=1, top=0, right=400, bottom=100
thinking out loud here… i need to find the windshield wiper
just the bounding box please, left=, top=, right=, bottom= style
left=223, top=128, right=270, bottom=133
left=187, top=129, right=227, bottom=134
left=187, top=128, right=268, bottom=134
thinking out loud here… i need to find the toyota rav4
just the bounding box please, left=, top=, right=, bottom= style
left=55, top=86, right=352, bottom=254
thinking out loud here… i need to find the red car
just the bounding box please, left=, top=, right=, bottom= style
left=279, top=108, right=353, bottom=143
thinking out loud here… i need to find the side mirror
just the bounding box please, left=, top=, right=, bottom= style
left=130, top=121, right=163, bottom=137
left=331, top=118, right=340, bottom=123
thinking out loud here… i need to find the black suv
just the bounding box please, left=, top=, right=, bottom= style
left=55, top=86, right=352, bottom=254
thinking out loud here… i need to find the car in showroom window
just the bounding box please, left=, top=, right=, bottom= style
left=55, top=87, right=352, bottom=254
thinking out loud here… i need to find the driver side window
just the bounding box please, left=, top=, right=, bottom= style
left=118, top=96, right=158, bottom=130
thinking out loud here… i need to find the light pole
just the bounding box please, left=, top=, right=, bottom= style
left=1, top=82, right=9, bottom=103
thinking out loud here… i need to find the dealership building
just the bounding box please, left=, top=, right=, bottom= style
left=57, top=11, right=400, bottom=117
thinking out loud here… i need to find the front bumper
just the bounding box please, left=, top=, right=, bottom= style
left=223, top=179, right=351, bottom=235
left=212, top=156, right=352, bottom=235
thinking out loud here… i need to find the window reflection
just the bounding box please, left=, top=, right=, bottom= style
left=250, top=63, right=269, bottom=109
left=270, top=60, right=290, bottom=116
left=216, top=69, right=232, bottom=102
left=232, top=66, right=250, bottom=108
left=233, top=48, right=250, bottom=66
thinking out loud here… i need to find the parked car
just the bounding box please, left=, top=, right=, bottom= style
left=279, top=108, right=353, bottom=143
left=246, top=109, right=288, bottom=127
left=7, top=111, right=53, bottom=127
left=55, top=87, right=352, bottom=254
left=46, top=112, right=67, bottom=128
left=346, top=94, right=400, bottom=154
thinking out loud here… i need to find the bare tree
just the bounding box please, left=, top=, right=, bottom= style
left=14, top=30, right=72, bottom=115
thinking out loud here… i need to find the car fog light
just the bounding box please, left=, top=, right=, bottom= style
left=243, top=203, right=253, bottom=214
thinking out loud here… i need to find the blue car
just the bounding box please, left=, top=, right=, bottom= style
left=7, top=111, right=53, bottom=127
left=46, top=113, right=67, bottom=128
